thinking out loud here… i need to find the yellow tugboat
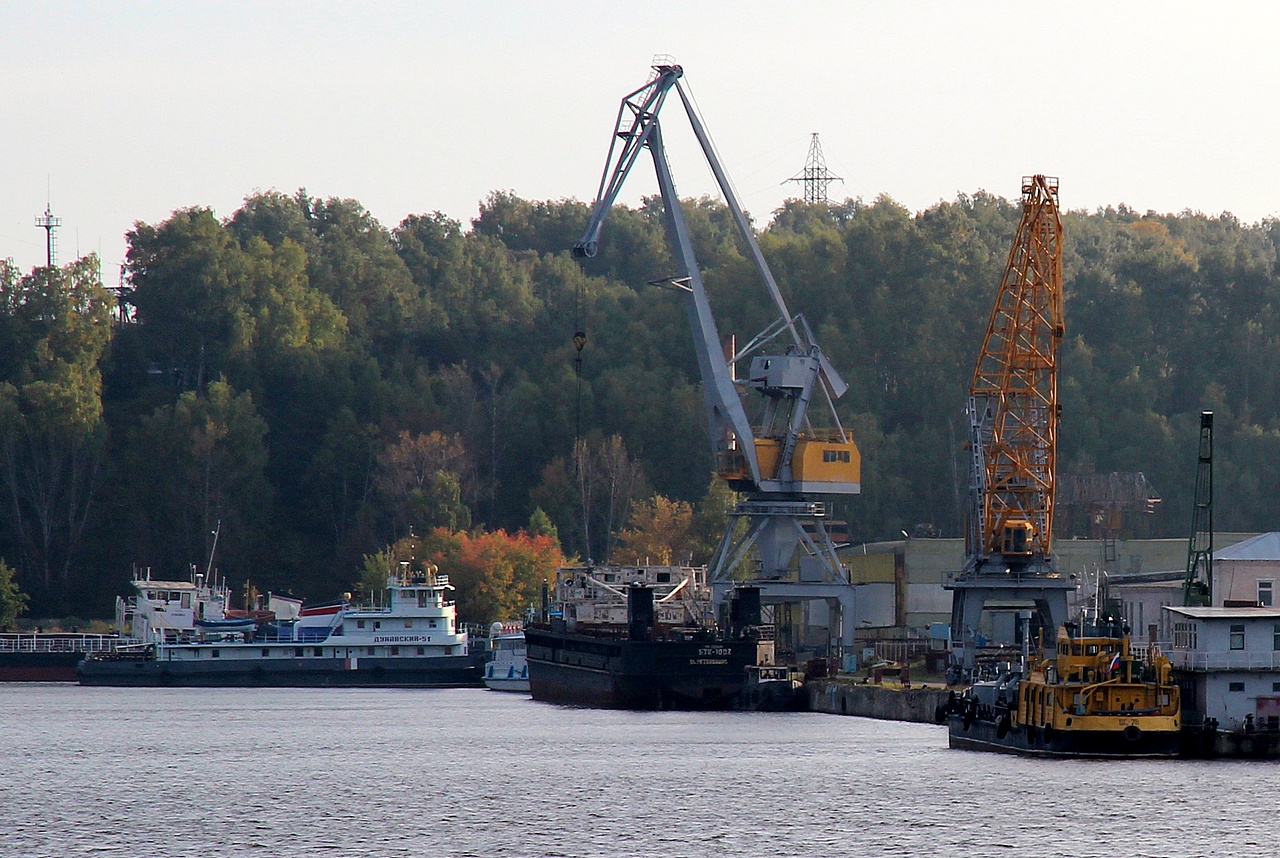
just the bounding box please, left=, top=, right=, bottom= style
left=944, top=610, right=1182, bottom=757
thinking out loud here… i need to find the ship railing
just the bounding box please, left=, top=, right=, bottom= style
left=0, top=633, right=121, bottom=654
left=1170, top=650, right=1280, bottom=671
left=462, top=623, right=488, bottom=649
left=864, top=638, right=932, bottom=665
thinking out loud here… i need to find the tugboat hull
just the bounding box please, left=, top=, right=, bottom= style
left=948, top=714, right=1181, bottom=758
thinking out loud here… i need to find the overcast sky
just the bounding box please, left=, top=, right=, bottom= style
left=2, top=2, right=1277, bottom=280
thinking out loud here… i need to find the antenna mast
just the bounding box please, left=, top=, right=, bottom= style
left=785, top=133, right=842, bottom=204
left=35, top=203, right=62, bottom=268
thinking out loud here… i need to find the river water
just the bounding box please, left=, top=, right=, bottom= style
left=2, top=684, right=1274, bottom=857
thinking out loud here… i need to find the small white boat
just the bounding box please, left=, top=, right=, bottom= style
left=484, top=622, right=529, bottom=692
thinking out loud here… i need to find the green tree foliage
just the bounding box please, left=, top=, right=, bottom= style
left=0, top=558, right=30, bottom=628
left=375, top=430, right=475, bottom=538
left=13, top=185, right=1280, bottom=619
left=116, top=381, right=272, bottom=587
left=0, top=256, right=111, bottom=609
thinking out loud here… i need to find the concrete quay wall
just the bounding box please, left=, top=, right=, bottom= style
left=806, top=679, right=950, bottom=724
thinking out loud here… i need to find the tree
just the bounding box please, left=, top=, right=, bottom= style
left=0, top=255, right=112, bottom=610
left=127, top=208, right=240, bottom=392
left=374, top=430, right=475, bottom=539
left=418, top=526, right=563, bottom=623
left=528, top=507, right=559, bottom=546
left=615, top=495, right=697, bottom=566
left=119, top=381, right=272, bottom=584
left=0, top=558, right=29, bottom=628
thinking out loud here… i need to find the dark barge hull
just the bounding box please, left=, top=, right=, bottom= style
left=77, top=653, right=483, bottom=688
left=947, top=715, right=1181, bottom=758
left=0, top=652, right=82, bottom=682
left=524, top=625, right=756, bottom=710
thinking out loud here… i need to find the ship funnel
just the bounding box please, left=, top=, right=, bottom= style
left=628, top=584, right=655, bottom=641
left=730, top=586, right=762, bottom=633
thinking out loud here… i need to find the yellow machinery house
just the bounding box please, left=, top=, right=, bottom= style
left=720, top=435, right=860, bottom=495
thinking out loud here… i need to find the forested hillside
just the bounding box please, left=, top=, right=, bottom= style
left=3, top=188, right=1279, bottom=617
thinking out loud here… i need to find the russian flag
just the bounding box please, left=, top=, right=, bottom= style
left=1109, top=651, right=1121, bottom=673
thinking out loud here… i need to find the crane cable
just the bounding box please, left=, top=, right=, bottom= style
left=572, top=268, right=587, bottom=446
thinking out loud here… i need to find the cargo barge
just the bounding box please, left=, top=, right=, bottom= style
left=0, top=633, right=121, bottom=681
left=525, top=564, right=773, bottom=710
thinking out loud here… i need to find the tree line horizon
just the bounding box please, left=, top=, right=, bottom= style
left=2, top=186, right=1279, bottom=622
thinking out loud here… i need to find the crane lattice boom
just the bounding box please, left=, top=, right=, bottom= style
left=968, top=175, right=1064, bottom=567
left=1183, top=411, right=1214, bottom=606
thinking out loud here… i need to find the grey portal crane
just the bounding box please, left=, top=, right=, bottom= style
left=573, top=62, right=861, bottom=622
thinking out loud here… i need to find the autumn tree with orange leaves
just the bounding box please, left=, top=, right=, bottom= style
left=416, top=527, right=563, bottom=623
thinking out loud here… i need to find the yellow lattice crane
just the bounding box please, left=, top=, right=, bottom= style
left=948, top=175, right=1071, bottom=675
left=967, top=174, right=1064, bottom=567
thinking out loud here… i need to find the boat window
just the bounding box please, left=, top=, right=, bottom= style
left=429, top=619, right=438, bottom=628
left=212, top=649, right=220, bottom=658
left=1229, top=681, right=1245, bottom=692
left=1085, top=644, right=1098, bottom=656
left=1273, top=625, right=1280, bottom=652
left=656, top=572, right=671, bottom=583
left=374, top=621, right=381, bottom=629
left=391, top=647, right=399, bottom=656
left=1231, top=624, right=1246, bottom=651
left=1273, top=681, right=1280, bottom=693
left=1071, top=644, right=1082, bottom=655
left=261, top=648, right=269, bottom=657
left=313, top=647, right=322, bottom=657
left=295, top=647, right=304, bottom=657
left=418, top=591, right=431, bottom=608
left=367, top=647, right=375, bottom=656
left=182, top=594, right=192, bottom=608
left=417, top=647, right=425, bottom=655
left=357, top=620, right=365, bottom=629
left=404, top=620, right=412, bottom=628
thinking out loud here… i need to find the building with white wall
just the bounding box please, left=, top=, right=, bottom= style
left=1166, top=605, right=1280, bottom=755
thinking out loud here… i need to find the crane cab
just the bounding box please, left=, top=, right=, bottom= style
left=1000, top=519, right=1036, bottom=556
